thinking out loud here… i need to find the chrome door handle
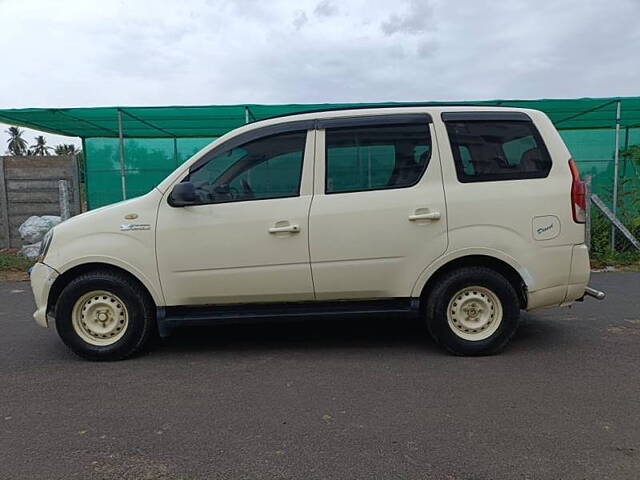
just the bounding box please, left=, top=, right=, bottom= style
left=268, top=224, right=300, bottom=234
left=409, top=211, right=441, bottom=221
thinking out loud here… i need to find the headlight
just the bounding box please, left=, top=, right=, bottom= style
left=38, top=229, right=54, bottom=262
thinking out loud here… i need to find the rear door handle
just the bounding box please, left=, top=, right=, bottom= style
left=268, top=224, right=300, bottom=234
left=409, top=211, right=441, bottom=221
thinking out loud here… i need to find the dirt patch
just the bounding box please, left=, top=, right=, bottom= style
left=0, top=271, right=29, bottom=282
left=607, top=325, right=640, bottom=335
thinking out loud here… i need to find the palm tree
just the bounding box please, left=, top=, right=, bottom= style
left=30, top=135, right=52, bottom=156
left=54, top=143, right=80, bottom=155
left=5, top=126, right=28, bottom=156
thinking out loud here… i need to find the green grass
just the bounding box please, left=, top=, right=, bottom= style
left=590, top=250, right=640, bottom=270
left=0, top=249, right=35, bottom=271
left=588, top=210, right=640, bottom=270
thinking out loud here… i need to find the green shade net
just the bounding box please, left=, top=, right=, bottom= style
left=1, top=97, right=639, bottom=209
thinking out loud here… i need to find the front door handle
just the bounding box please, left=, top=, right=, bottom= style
left=409, top=211, right=441, bottom=221
left=268, top=224, right=300, bottom=234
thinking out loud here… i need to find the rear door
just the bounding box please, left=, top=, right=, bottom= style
left=438, top=110, right=574, bottom=297
left=308, top=114, right=448, bottom=300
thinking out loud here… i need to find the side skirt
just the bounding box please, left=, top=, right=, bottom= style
left=157, top=298, right=421, bottom=337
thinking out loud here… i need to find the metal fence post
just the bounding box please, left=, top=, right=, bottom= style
left=585, top=174, right=592, bottom=251
left=117, top=109, right=127, bottom=200
left=173, top=138, right=179, bottom=168
left=611, top=99, right=621, bottom=251
left=80, top=137, right=89, bottom=210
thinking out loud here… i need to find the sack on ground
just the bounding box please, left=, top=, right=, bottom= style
left=18, top=215, right=61, bottom=244
left=20, top=242, right=42, bottom=259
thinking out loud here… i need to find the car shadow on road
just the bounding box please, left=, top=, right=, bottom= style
left=153, top=311, right=565, bottom=358
left=157, top=314, right=433, bottom=354
left=511, top=312, right=569, bottom=349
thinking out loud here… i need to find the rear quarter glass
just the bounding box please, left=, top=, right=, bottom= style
left=443, top=118, right=552, bottom=183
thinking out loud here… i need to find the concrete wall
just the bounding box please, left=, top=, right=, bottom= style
left=0, top=156, right=80, bottom=248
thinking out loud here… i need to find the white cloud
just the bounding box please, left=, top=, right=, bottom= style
left=314, top=0, right=338, bottom=18
left=293, top=10, right=309, bottom=30
left=1, top=0, right=639, bottom=146
left=381, top=0, right=435, bottom=36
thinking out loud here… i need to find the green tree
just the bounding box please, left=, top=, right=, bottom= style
left=54, top=143, right=80, bottom=155
left=5, top=126, right=28, bottom=156
left=30, top=135, right=52, bottom=156
left=55, top=143, right=85, bottom=183
left=621, top=145, right=640, bottom=170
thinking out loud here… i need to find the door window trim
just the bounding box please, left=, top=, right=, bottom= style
left=441, top=111, right=531, bottom=122
left=317, top=113, right=432, bottom=129
left=189, top=120, right=314, bottom=173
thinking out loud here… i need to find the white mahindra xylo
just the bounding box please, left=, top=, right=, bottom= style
left=30, top=106, right=603, bottom=360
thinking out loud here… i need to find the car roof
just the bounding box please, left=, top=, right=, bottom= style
left=245, top=104, right=540, bottom=130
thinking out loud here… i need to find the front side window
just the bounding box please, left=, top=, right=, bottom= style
left=187, top=131, right=306, bottom=204
left=325, top=123, right=431, bottom=194
left=445, top=120, right=552, bottom=182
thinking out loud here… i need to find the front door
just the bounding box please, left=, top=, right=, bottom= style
left=157, top=128, right=315, bottom=306
left=308, top=115, right=448, bottom=300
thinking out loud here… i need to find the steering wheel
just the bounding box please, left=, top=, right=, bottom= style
left=241, top=178, right=254, bottom=199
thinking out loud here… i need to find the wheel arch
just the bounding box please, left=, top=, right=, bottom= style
left=415, top=253, right=529, bottom=309
left=47, top=262, right=159, bottom=317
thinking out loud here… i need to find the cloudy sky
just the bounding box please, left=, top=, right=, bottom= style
left=1, top=0, right=639, bottom=149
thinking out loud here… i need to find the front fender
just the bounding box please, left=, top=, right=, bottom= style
left=41, top=189, right=164, bottom=306
left=54, top=254, right=165, bottom=306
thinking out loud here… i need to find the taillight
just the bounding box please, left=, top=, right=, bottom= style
left=569, top=159, right=585, bottom=223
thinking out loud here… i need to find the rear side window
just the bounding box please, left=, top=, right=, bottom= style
left=445, top=120, right=552, bottom=182
left=325, top=124, right=431, bottom=194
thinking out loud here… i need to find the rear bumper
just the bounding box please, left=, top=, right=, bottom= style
left=30, top=262, right=58, bottom=328
left=562, top=244, right=591, bottom=305
left=526, top=244, right=590, bottom=310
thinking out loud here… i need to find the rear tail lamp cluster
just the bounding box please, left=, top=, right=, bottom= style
left=569, top=159, right=586, bottom=223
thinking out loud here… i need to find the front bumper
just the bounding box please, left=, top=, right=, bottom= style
left=30, top=262, right=59, bottom=328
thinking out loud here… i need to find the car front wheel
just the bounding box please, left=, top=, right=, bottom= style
left=55, top=270, right=156, bottom=361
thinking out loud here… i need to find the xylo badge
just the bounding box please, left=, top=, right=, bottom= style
left=120, top=224, right=151, bottom=232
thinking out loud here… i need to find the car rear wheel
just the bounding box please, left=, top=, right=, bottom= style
left=55, top=270, right=156, bottom=361
left=425, top=266, right=520, bottom=355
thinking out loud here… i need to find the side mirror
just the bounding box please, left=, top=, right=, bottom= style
left=169, top=181, right=196, bottom=207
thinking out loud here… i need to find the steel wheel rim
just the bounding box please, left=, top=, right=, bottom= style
left=71, top=290, right=129, bottom=346
left=447, top=286, right=503, bottom=341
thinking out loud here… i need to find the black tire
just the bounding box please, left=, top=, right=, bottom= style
left=55, top=270, right=156, bottom=361
left=425, top=266, right=520, bottom=356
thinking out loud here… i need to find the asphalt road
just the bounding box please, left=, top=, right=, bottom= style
left=1, top=272, right=639, bottom=480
